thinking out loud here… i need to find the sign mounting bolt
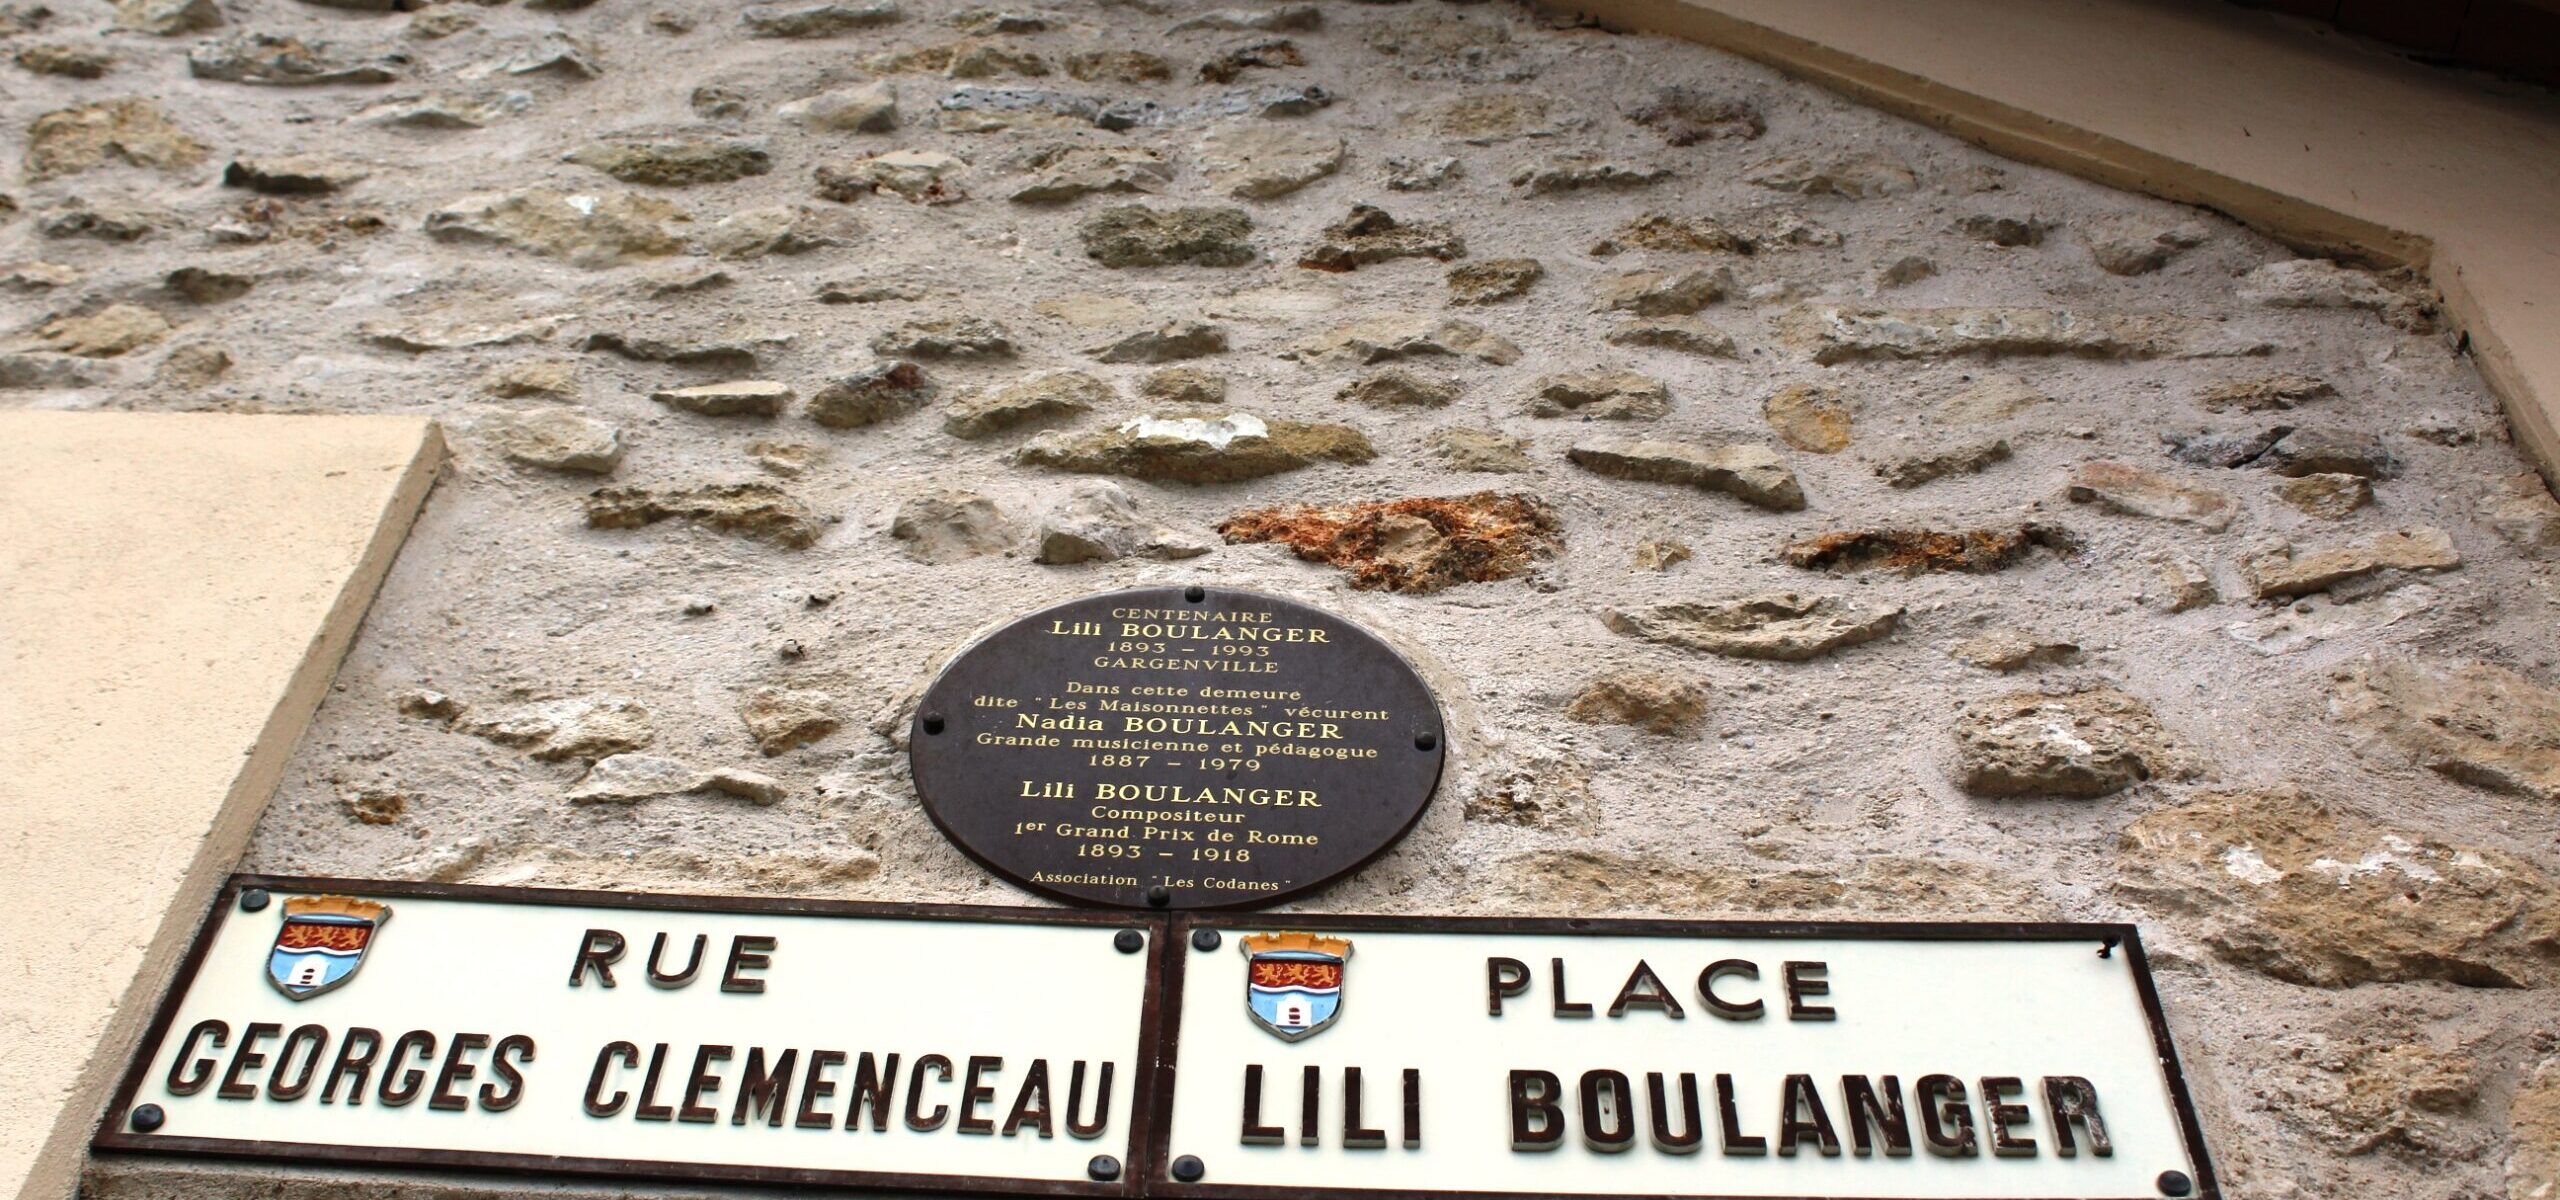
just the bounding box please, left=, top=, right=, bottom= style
left=1184, top=585, right=1205, bottom=603
left=1113, top=929, right=1144, bottom=954
left=2157, top=1170, right=2194, bottom=1197
left=920, top=712, right=945, bottom=735
left=238, top=889, right=269, bottom=913
left=129, top=1105, right=164, bottom=1133
left=1086, top=1155, right=1121, bottom=1182
left=1415, top=731, right=1438, bottom=751
left=1191, top=928, right=1221, bottom=952
left=1146, top=884, right=1172, bottom=907
left=1171, top=1155, right=1205, bottom=1183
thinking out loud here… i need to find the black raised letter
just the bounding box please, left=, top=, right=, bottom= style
left=1241, top=1065, right=1283, bottom=1144
left=166, top=1020, right=227, bottom=1096
left=1004, top=1060, right=1054, bottom=1138
left=848, top=1052, right=899, bottom=1132
left=1919, top=1075, right=1977, bottom=1157
left=958, top=1056, right=1001, bottom=1134
left=584, top=1041, right=638, bottom=1117
left=633, top=1043, right=674, bottom=1121
left=648, top=933, right=707, bottom=988
left=1550, top=959, right=1592, bottom=1018
left=2043, top=1076, right=2112, bottom=1158
left=378, top=1031, right=436, bottom=1107
left=483, top=1036, right=533, bottom=1112
left=1982, top=1077, right=2036, bottom=1157
left=1647, top=1073, right=1703, bottom=1154
left=1717, top=1073, right=1766, bottom=1156
left=267, top=1025, right=329, bottom=1102
left=906, top=1054, right=953, bottom=1131
left=795, top=1050, right=846, bottom=1129
left=1509, top=1070, right=1564, bottom=1151
left=570, top=929, right=624, bottom=988
left=1402, top=1069, right=1422, bottom=1149
left=1842, top=1075, right=1912, bottom=1157
left=679, top=1045, right=733, bottom=1123
left=429, top=1033, right=491, bottom=1112
left=732, top=1048, right=797, bottom=1127
left=1579, top=1070, right=1636, bottom=1153
left=1778, top=1073, right=1842, bottom=1157
left=1608, top=960, right=1685, bottom=1019
left=217, top=1022, right=280, bottom=1100
left=721, top=936, right=776, bottom=993
left=1343, top=1067, right=1386, bottom=1149
left=322, top=1027, right=381, bottom=1105
left=1487, top=957, right=1530, bottom=1016
left=1066, top=1061, right=1113, bottom=1140
left=1699, top=961, right=1764, bottom=1020
left=1783, top=961, right=1835, bottom=1020
left=1300, top=1064, right=1321, bottom=1146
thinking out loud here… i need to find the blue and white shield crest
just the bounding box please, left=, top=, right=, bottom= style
left=267, top=895, right=390, bottom=1000
left=1241, top=933, right=1351, bottom=1042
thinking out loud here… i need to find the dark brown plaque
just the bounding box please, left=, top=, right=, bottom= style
left=909, top=586, right=1445, bottom=910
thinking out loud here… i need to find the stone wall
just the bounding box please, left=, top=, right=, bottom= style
left=7, top=1, right=2556, bottom=1198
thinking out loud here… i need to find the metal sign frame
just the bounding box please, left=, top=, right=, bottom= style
left=92, top=875, right=1176, bottom=1198
left=1148, top=913, right=2221, bottom=1200
left=94, top=880, right=2221, bottom=1200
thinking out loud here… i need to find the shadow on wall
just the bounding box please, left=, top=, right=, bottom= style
left=2232, top=0, right=2560, bottom=87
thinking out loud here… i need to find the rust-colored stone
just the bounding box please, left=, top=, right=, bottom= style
left=1781, top=524, right=2077, bottom=574
left=1218, top=493, right=1559, bottom=594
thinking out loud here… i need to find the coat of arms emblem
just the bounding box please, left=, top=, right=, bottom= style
left=1241, top=932, right=1351, bottom=1042
left=267, top=895, right=390, bottom=1000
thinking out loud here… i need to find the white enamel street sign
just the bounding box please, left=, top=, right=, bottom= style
left=1158, top=918, right=2214, bottom=1200
left=99, top=882, right=2217, bottom=1200
left=97, top=880, right=1158, bottom=1195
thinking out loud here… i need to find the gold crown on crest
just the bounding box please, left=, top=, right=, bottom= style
left=1240, top=932, right=1350, bottom=959
left=282, top=895, right=391, bottom=924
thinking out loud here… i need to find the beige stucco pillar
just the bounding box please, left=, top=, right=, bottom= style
left=0, top=413, right=443, bottom=1200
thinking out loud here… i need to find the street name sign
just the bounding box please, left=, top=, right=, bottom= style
left=97, top=878, right=1160, bottom=1196
left=1155, top=914, right=2215, bottom=1200
left=98, top=880, right=2218, bottom=1200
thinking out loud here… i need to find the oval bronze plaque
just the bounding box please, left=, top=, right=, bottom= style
left=909, top=586, right=1445, bottom=910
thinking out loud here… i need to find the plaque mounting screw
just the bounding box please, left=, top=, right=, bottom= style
left=1087, top=1155, right=1121, bottom=1182
left=1171, top=1155, right=1205, bottom=1183
left=2099, top=934, right=2121, bottom=959
left=1114, top=929, right=1144, bottom=954
left=129, top=1105, right=164, bottom=1133
left=2157, top=1170, right=2194, bottom=1197
left=1190, top=928, right=1221, bottom=952
left=1184, top=585, right=1205, bottom=603
left=1146, top=884, right=1171, bottom=908
left=920, top=712, right=945, bottom=735
left=238, top=889, right=270, bottom=913
left=1414, top=731, right=1438, bottom=752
